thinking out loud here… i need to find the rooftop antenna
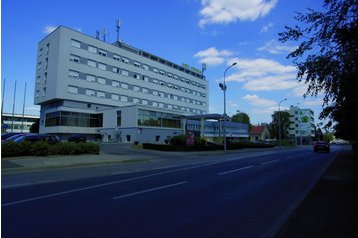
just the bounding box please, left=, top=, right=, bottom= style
left=95, top=30, right=100, bottom=39
left=116, top=19, right=121, bottom=42
left=201, top=63, right=207, bottom=75
left=102, top=29, right=107, bottom=42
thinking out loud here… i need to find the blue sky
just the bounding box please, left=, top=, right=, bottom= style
left=1, top=0, right=325, bottom=124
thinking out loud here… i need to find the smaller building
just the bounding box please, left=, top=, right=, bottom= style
left=1, top=113, right=39, bottom=133
left=249, top=125, right=270, bottom=141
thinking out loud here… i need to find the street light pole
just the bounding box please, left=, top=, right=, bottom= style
left=220, top=62, right=237, bottom=151
left=278, top=98, right=287, bottom=149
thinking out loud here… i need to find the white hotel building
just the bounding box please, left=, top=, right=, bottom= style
left=35, top=26, right=248, bottom=143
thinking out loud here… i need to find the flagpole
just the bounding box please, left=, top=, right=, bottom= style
left=21, top=82, right=27, bottom=132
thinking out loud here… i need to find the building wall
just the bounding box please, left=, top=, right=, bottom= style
left=286, top=106, right=315, bottom=144
left=2, top=113, right=39, bottom=133
left=35, top=26, right=208, bottom=115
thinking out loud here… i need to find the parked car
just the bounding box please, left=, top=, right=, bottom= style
left=67, top=134, right=86, bottom=143
left=13, top=134, right=59, bottom=144
left=313, top=141, right=330, bottom=153
left=1, top=133, right=20, bottom=141
left=1, top=133, right=27, bottom=143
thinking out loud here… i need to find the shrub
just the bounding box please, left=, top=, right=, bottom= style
left=18, top=141, right=33, bottom=156
left=82, top=142, right=100, bottom=154
left=170, top=135, right=186, bottom=146
left=1, top=141, right=20, bottom=157
left=30, top=142, right=49, bottom=156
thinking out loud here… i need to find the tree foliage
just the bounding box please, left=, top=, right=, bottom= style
left=268, top=111, right=291, bottom=140
left=231, top=111, right=251, bottom=126
left=29, top=118, right=39, bottom=133
left=279, top=0, right=358, bottom=141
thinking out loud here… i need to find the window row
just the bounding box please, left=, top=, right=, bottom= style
left=70, top=39, right=206, bottom=87
left=69, top=56, right=207, bottom=98
left=67, top=85, right=206, bottom=114
left=68, top=70, right=207, bottom=106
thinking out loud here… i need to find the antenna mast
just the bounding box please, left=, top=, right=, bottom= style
left=102, top=29, right=107, bottom=42
left=116, top=19, right=121, bottom=42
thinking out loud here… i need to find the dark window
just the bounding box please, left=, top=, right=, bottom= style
left=126, top=135, right=131, bottom=142
left=117, top=111, right=121, bottom=127
left=155, top=135, right=160, bottom=142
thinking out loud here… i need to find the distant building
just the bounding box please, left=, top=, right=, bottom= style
left=249, top=125, right=270, bottom=141
left=34, top=26, right=248, bottom=142
left=283, top=105, right=315, bottom=145
left=1, top=113, right=39, bottom=133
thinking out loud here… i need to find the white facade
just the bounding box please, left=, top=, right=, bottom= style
left=1, top=113, right=39, bottom=133
left=286, top=105, right=315, bottom=144
left=35, top=26, right=213, bottom=141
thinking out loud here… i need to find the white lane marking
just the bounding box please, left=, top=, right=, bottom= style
left=218, top=166, right=254, bottom=176
left=2, top=180, right=54, bottom=189
left=112, top=181, right=188, bottom=200
left=261, top=159, right=280, bottom=165
left=2, top=183, right=30, bottom=189
left=2, top=163, right=215, bottom=207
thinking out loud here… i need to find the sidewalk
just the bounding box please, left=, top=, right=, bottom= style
left=275, top=150, right=358, bottom=237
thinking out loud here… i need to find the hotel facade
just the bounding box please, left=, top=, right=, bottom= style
left=35, top=26, right=248, bottom=143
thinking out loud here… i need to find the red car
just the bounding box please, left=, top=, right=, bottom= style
left=313, top=141, right=330, bottom=153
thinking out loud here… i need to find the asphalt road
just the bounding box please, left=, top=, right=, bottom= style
left=2, top=146, right=340, bottom=238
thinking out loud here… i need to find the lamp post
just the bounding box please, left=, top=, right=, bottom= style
left=220, top=62, right=237, bottom=151
left=278, top=98, right=287, bottom=149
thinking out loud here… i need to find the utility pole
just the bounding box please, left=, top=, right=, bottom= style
left=21, top=82, right=27, bottom=132
left=278, top=98, right=287, bottom=149
left=11, top=81, right=17, bottom=132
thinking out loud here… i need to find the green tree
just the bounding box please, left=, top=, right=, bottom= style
left=231, top=111, right=251, bottom=126
left=279, top=0, right=358, bottom=142
left=29, top=118, right=39, bottom=133
left=268, top=111, right=291, bottom=140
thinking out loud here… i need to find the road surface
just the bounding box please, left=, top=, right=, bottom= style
left=2, top=146, right=340, bottom=238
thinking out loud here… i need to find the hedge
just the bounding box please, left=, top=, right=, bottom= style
left=1, top=141, right=100, bottom=157
left=143, top=141, right=274, bottom=151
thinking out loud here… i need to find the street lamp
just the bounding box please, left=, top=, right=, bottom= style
left=278, top=98, right=287, bottom=149
left=220, top=62, right=237, bottom=151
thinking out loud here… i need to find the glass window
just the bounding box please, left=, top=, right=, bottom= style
left=143, top=76, right=149, bottom=82
left=112, top=67, right=120, bottom=74
left=133, top=98, right=140, bottom=104
left=121, top=70, right=129, bottom=76
left=113, top=54, right=121, bottom=61
left=87, top=60, right=96, bottom=67
left=143, top=65, right=149, bottom=70
left=152, top=79, right=158, bottom=84
left=153, top=68, right=159, bottom=73
left=88, top=45, right=97, bottom=53
left=42, top=87, right=46, bottom=97
left=134, top=74, right=140, bottom=79
left=85, top=89, right=95, bottom=96
left=133, top=86, right=140, bottom=92
left=159, top=103, right=164, bottom=108
left=134, top=62, right=140, bottom=67
left=142, top=100, right=148, bottom=105
left=98, top=63, right=107, bottom=70
left=35, top=90, right=40, bottom=97
left=121, top=83, right=128, bottom=89
left=152, top=91, right=158, bottom=96
left=112, top=81, right=120, bottom=87
left=152, top=102, right=158, bottom=107
left=68, top=86, right=78, bottom=94
left=97, top=91, right=105, bottom=98
left=121, top=96, right=128, bottom=102
left=122, top=57, right=129, bottom=64
left=111, top=94, right=119, bottom=101
left=70, top=54, right=80, bottom=63
left=68, top=70, right=79, bottom=78
left=71, top=39, right=81, bottom=48
left=86, top=75, right=96, bottom=82
left=98, top=49, right=107, bottom=56
left=97, top=77, right=106, bottom=85
left=142, top=88, right=148, bottom=94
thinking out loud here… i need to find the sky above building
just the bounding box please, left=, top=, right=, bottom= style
left=1, top=0, right=325, bottom=124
